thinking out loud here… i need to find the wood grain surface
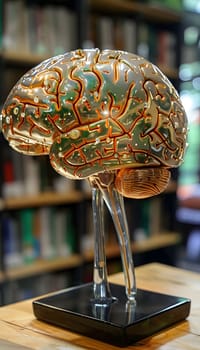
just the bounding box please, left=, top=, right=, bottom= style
left=0, top=263, right=198, bottom=349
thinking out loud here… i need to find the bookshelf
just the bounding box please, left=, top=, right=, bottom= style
left=0, top=0, right=184, bottom=304
left=83, top=232, right=181, bottom=263
left=3, top=190, right=83, bottom=210
left=4, top=254, right=83, bottom=281
left=89, top=0, right=182, bottom=22
left=3, top=50, right=50, bottom=65
left=86, top=0, right=182, bottom=85
left=1, top=233, right=180, bottom=281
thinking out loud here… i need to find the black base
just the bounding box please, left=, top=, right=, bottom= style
left=33, top=283, right=190, bottom=347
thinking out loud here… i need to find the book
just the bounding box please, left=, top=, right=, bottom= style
left=60, top=7, right=78, bottom=52
left=111, top=17, right=137, bottom=53
left=28, top=4, right=47, bottom=55
left=3, top=1, right=78, bottom=56
left=53, top=175, right=75, bottom=193
left=80, top=203, right=94, bottom=253
left=157, top=30, right=177, bottom=68
left=66, top=209, right=77, bottom=254
left=137, top=22, right=149, bottom=59
left=148, top=26, right=157, bottom=64
left=38, top=207, right=56, bottom=259
left=23, top=156, right=40, bottom=195
left=32, top=209, right=41, bottom=259
left=149, top=197, right=162, bottom=236
left=1, top=142, right=24, bottom=198
left=54, top=208, right=71, bottom=257
left=43, top=5, right=57, bottom=55
left=10, top=150, right=24, bottom=197
left=19, top=208, right=36, bottom=263
left=39, top=156, right=54, bottom=192
left=96, top=16, right=115, bottom=49
left=3, top=0, right=27, bottom=52
left=53, top=5, right=70, bottom=54
left=121, top=18, right=137, bottom=54
left=3, top=0, right=18, bottom=51
left=114, top=18, right=125, bottom=51
left=2, top=214, right=22, bottom=269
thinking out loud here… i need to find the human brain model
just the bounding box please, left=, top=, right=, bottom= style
left=1, top=49, right=187, bottom=198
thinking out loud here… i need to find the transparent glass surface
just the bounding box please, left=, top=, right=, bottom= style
left=91, top=184, right=113, bottom=304
left=90, top=173, right=136, bottom=302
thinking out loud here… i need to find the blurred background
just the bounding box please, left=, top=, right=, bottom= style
left=0, top=0, right=200, bottom=305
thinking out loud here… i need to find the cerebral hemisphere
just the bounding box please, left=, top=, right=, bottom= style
left=0, top=49, right=188, bottom=198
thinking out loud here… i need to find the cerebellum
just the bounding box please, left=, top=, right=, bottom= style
left=115, top=167, right=171, bottom=199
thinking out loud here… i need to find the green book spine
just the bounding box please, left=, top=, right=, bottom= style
left=66, top=209, right=76, bottom=254
left=20, top=209, right=35, bottom=264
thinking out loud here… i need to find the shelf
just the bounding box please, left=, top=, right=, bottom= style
left=3, top=190, right=83, bottom=210
left=1, top=1, right=182, bottom=68
left=1, top=180, right=177, bottom=211
left=83, top=231, right=181, bottom=262
left=132, top=231, right=181, bottom=253
left=0, top=232, right=181, bottom=282
left=89, top=0, right=182, bottom=23
left=4, top=254, right=83, bottom=281
left=3, top=51, right=50, bottom=66
left=2, top=51, right=179, bottom=80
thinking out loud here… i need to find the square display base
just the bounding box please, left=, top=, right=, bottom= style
left=33, top=283, right=190, bottom=347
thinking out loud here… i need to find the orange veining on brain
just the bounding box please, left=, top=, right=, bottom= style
left=1, top=49, right=188, bottom=198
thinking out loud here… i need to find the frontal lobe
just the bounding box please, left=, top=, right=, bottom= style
left=1, top=50, right=101, bottom=154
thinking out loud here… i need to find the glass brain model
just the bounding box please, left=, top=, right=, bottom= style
left=0, top=49, right=188, bottom=301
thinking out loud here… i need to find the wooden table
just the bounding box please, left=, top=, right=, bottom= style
left=0, top=263, right=199, bottom=349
